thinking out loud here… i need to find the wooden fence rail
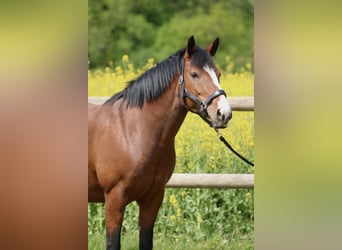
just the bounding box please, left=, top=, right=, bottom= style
left=166, top=174, right=254, bottom=189
left=88, top=96, right=254, bottom=111
left=88, top=96, right=254, bottom=189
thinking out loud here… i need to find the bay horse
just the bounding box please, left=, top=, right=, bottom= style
left=88, top=36, right=232, bottom=250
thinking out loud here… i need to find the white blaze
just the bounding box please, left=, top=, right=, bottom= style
left=203, top=65, right=231, bottom=114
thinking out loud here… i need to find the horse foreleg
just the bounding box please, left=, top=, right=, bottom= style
left=105, top=189, right=126, bottom=250
left=137, top=188, right=165, bottom=250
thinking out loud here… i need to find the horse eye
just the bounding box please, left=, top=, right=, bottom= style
left=191, top=72, right=199, bottom=78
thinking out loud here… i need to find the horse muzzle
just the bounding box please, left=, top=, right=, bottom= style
left=212, top=107, right=232, bottom=128
left=194, top=94, right=232, bottom=129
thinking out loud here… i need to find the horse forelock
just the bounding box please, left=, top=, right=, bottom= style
left=190, top=47, right=216, bottom=69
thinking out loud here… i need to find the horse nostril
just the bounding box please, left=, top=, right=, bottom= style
left=217, top=109, right=232, bottom=123
left=217, top=109, right=222, bottom=119
left=217, top=109, right=225, bottom=121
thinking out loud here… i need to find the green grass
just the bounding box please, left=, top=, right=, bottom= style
left=88, top=229, right=253, bottom=250
left=89, top=188, right=254, bottom=249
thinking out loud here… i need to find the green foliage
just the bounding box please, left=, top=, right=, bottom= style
left=88, top=203, right=105, bottom=236
left=89, top=229, right=253, bottom=250
left=88, top=0, right=253, bottom=70
left=88, top=0, right=155, bottom=68
left=89, top=188, right=254, bottom=249
left=154, top=2, right=253, bottom=69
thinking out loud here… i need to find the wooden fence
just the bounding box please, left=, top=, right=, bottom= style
left=88, top=96, right=254, bottom=189
left=88, top=96, right=254, bottom=111
left=166, top=174, right=254, bottom=188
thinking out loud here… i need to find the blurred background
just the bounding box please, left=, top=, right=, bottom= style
left=88, top=0, right=254, bottom=71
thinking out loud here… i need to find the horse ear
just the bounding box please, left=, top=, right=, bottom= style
left=185, top=35, right=196, bottom=60
left=207, top=37, right=219, bottom=56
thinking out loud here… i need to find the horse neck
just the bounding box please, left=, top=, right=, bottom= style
left=142, top=77, right=187, bottom=145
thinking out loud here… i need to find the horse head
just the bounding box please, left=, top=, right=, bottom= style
left=180, top=36, right=232, bottom=128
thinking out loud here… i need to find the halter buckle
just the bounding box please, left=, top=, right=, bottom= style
left=179, top=75, right=183, bottom=85
left=200, top=102, right=207, bottom=110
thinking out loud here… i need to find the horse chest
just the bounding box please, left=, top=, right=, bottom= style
left=135, top=147, right=175, bottom=178
left=125, top=147, right=175, bottom=197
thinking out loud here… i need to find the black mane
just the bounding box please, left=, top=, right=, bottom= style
left=104, top=47, right=215, bottom=108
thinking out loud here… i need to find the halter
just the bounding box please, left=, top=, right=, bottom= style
left=179, top=75, right=226, bottom=127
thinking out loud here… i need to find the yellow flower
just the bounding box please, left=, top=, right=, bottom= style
left=169, top=195, right=178, bottom=207
left=170, top=215, right=176, bottom=222
left=197, top=216, right=203, bottom=224
left=115, top=66, right=123, bottom=76
left=122, top=54, right=129, bottom=63
left=180, top=191, right=186, bottom=199
left=177, top=208, right=182, bottom=218
left=147, top=58, right=154, bottom=64
left=128, top=63, right=134, bottom=71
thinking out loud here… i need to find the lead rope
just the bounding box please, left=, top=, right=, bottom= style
left=214, top=128, right=254, bottom=167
